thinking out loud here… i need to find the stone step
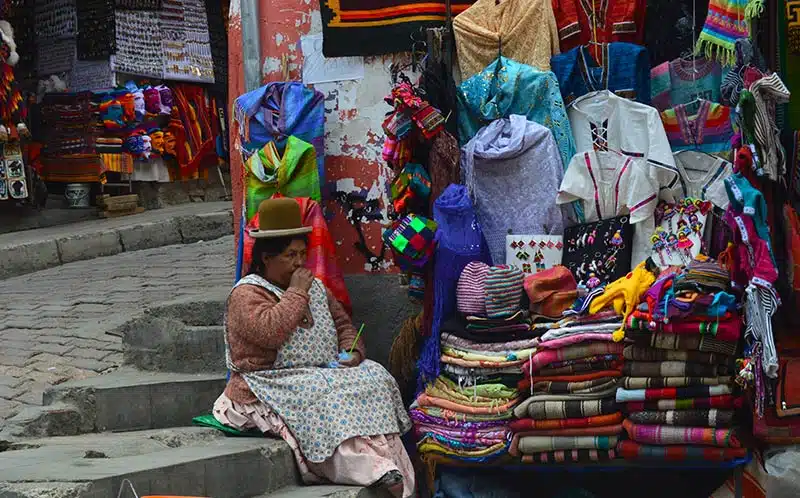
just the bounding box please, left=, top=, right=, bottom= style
left=0, top=427, right=299, bottom=498
left=2, top=369, right=225, bottom=438
left=259, top=485, right=380, bottom=498
left=115, top=294, right=228, bottom=374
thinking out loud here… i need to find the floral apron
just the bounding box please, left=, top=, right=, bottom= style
left=225, top=275, right=412, bottom=463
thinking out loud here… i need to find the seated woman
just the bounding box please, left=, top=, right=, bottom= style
left=213, top=198, right=414, bottom=497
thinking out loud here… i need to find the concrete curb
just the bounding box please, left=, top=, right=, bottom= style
left=0, top=209, right=233, bottom=280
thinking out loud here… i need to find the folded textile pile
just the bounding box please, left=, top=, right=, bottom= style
left=616, top=259, right=747, bottom=461
left=412, top=263, right=532, bottom=463
left=510, top=267, right=624, bottom=463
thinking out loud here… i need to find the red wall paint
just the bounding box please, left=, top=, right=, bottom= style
left=229, top=0, right=405, bottom=274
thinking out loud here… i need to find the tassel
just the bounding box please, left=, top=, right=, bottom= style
left=745, top=0, right=765, bottom=20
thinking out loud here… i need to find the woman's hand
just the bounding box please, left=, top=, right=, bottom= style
left=339, top=351, right=363, bottom=367
left=289, top=268, right=314, bottom=292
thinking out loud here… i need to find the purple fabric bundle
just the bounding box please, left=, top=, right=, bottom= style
left=418, top=183, right=492, bottom=387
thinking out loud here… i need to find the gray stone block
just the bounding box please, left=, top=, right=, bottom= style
left=117, top=218, right=182, bottom=252
left=94, top=383, right=151, bottom=432
left=4, top=403, right=86, bottom=437
left=57, top=230, right=123, bottom=265
left=149, top=377, right=226, bottom=429
left=178, top=210, right=233, bottom=244
left=344, top=274, right=420, bottom=368
left=39, top=370, right=226, bottom=435
left=0, top=240, right=60, bottom=279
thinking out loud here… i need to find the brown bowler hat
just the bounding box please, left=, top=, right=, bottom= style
left=249, top=198, right=312, bottom=239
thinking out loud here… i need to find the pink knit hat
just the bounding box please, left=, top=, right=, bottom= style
left=456, top=261, right=490, bottom=316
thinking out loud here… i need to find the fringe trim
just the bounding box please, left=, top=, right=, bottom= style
left=695, top=36, right=738, bottom=67
left=745, top=0, right=765, bottom=20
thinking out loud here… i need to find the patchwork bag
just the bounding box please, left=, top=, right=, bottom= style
left=384, top=214, right=438, bottom=268
left=561, top=216, right=634, bottom=288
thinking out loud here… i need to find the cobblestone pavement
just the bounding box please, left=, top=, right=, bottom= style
left=0, top=236, right=234, bottom=419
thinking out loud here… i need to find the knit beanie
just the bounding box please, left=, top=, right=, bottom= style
left=484, top=265, right=525, bottom=318
left=456, top=261, right=490, bottom=316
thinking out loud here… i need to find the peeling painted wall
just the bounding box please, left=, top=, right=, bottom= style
left=229, top=0, right=411, bottom=274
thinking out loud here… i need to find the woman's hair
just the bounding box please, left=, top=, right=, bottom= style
left=247, top=235, right=308, bottom=276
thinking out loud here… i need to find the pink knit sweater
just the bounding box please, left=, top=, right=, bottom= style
left=223, top=283, right=365, bottom=404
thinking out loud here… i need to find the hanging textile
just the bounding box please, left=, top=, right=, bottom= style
left=568, top=90, right=679, bottom=193
left=557, top=151, right=658, bottom=267
left=550, top=0, right=647, bottom=53
left=668, top=150, right=734, bottom=209
left=167, top=84, right=221, bottom=180
left=457, top=57, right=576, bottom=172
left=244, top=136, right=321, bottom=219
left=749, top=73, right=791, bottom=181
left=452, top=0, right=560, bottom=81
left=234, top=82, right=325, bottom=188
left=695, top=0, right=757, bottom=66
left=461, top=115, right=566, bottom=264
left=660, top=100, right=736, bottom=160
left=419, top=184, right=492, bottom=385
left=319, top=0, right=474, bottom=57
left=651, top=57, right=723, bottom=112
left=551, top=42, right=650, bottom=106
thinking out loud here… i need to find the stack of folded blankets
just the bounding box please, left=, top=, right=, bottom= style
left=411, top=262, right=532, bottom=463
left=617, top=259, right=748, bottom=462
left=511, top=266, right=626, bottom=464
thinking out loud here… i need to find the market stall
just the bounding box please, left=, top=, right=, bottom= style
left=0, top=0, right=229, bottom=214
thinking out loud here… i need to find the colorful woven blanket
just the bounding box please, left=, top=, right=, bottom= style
left=524, top=342, right=625, bottom=372
left=623, top=345, right=727, bottom=365
left=520, top=448, right=616, bottom=464
left=512, top=424, right=624, bottom=438
left=320, top=0, right=474, bottom=57
left=622, top=419, right=741, bottom=447
left=624, top=395, right=743, bottom=412
left=515, top=435, right=618, bottom=455
left=518, top=370, right=623, bottom=390
left=418, top=439, right=509, bottom=459
left=513, top=398, right=618, bottom=420
left=536, top=356, right=624, bottom=377
left=531, top=378, right=618, bottom=396
left=410, top=409, right=507, bottom=429
left=621, top=376, right=731, bottom=389
left=628, top=409, right=735, bottom=427
left=628, top=331, right=738, bottom=356
left=625, top=314, right=742, bottom=342
left=510, top=413, right=624, bottom=432
left=617, top=440, right=747, bottom=461
left=616, top=384, right=733, bottom=403
left=623, top=360, right=726, bottom=378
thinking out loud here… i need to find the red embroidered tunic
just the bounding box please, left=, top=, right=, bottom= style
left=551, top=0, right=646, bottom=52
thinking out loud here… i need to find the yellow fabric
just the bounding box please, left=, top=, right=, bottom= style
left=441, top=346, right=535, bottom=362
left=436, top=375, right=518, bottom=399
left=453, top=0, right=560, bottom=80
left=426, top=379, right=518, bottom=407
left=418, top=440, right=508, bottom=457
left=588, top=261, right=656, bottom=341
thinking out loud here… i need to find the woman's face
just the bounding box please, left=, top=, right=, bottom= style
left=263, top=238, right=308, bottom=286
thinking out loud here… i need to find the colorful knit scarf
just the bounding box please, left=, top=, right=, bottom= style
left=695, top=0, right=763, bottom=66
